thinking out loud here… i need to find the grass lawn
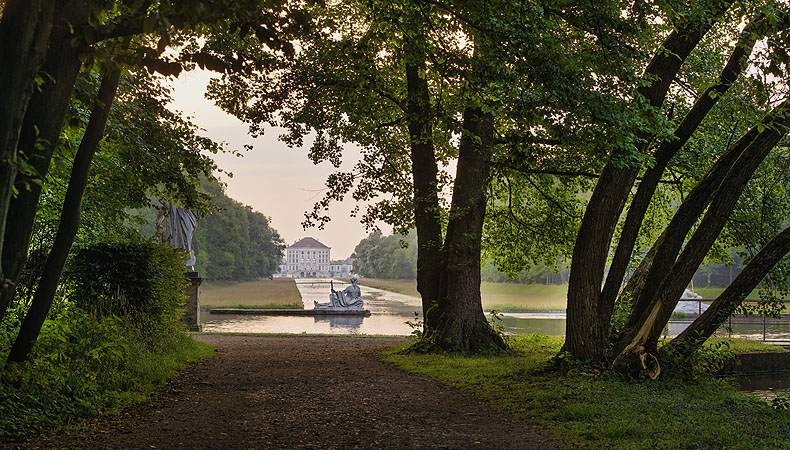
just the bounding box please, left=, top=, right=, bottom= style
left=200, top=278, right=303, bottom=309
left=480, top=282, right=567, bottom=310
left=358, top=278, right=420, bottom=297
left=708, top=337, right=786, bottom=353
left=359, top=278, right=567, bottom=310
left=692, top=287, right=765, bottom=299
left=689, top=287, right=789, bottom=313
left=359, top=279, right=790, bottom=313
left=382, top=336, right=790, bottom=450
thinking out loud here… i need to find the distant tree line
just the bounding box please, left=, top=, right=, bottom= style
left=190, top=180, right=285, bottom=281
left=352, top=231, right=572, bottom=284
left=352, top=231, right=417, bottom=279
left=354, top=230, right=758, bottom=289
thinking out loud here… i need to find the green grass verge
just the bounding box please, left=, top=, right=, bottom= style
left=194, top=331, right=406, bottom=338
left=200, top=278, right=303, bottom=309
left=480, top=283, right=568, bottom=310
left=202, top=303, right=303, bottom=310
left=0, top=313, right=216, bottom=440
left=708, top=338, right=786, bottom=353
left=691, top=288, right=790, bottom=312
left=358, top=278, right=420, bottom=297
left=381, top=335, right=790, bottom=450
left=359, top=278, right=568, bottom=310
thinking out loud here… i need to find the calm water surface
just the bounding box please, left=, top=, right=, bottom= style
left=734, top=373, right=790, bottom=400
left=201, top=279, right=790, bottom=341
left=201, top=279, right=422, bottom=335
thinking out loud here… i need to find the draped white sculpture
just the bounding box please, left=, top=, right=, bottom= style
left=156, top=200, right=199, bottom=270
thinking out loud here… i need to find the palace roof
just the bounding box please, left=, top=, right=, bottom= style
left=288, top=237, right=330, bottom=249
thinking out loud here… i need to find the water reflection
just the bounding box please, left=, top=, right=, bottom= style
left=313, top=314, right=364, bottom=331
left=732, top=373, right=790, bottom=401
left=201, top=279, right=790, bottom=341
left=201, top=279, right=421, bottom=335
left=734, top=372, right=790, bottom=391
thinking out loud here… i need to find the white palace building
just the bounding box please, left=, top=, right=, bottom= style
left=277, top=237, right=354, bottom=278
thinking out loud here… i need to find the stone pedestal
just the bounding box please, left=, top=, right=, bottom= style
left=183, top=271, right=202, bottom=332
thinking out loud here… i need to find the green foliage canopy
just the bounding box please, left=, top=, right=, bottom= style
left=352, top=231, right=417, bottom=279
left=191, top=179, right=285, bottom=281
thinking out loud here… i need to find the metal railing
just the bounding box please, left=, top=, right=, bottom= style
left=677, top=299, right=790, bottom=342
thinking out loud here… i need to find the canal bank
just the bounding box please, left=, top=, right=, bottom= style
left=201, top=279, right=790, bottom=342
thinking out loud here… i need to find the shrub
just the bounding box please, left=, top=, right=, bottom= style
left=0, top=308, right=214, bottom=439
left=63, top=237, right=188, bottom=339
left=0, top=235, right=211, bottom=440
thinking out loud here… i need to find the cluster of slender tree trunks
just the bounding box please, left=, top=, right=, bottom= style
left=0, top=1, right=128, bottom=362
left=562, top=2, right=789, bottom=376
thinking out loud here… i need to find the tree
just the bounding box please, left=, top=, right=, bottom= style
left=0, top=1, right=58, bottom=284
left=1, top=0, right=308, bottom=361
left=352, top=231, right=417, bottom=279
left=554, top=0, right=790, bottom=377
left=1, top=1, right=92, bottom=319
left=191, top=178, right=285, bottom=281
left=204, top=0, right=642, bottom=352
left=0, top=0, right=306, bottom=320
left=7, top=57, right=125, bottom=362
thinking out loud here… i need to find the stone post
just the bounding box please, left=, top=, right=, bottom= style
left=183, top=271, right=202, bottom=332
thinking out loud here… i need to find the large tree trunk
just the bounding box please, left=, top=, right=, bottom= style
left=610, top=100, right=790, bottom=378
left=0, top=0, right=56, bottom=287
left=564, top=1, right=730, bottom=362
left=663, top=225, right=790, bottom=359
left=0, top=1, right=89, bottom=321
left=8, top=66, right=122, bottom=363
left=421, top=106, right=506, bottom=353
left=405, top=59, right=443, bottom=321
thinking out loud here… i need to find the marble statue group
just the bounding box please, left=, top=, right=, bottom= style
left=315, top=275, right=364, bottom=310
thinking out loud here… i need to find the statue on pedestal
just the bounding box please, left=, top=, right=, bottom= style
left=315, top=275, right=364, bottom=309
left=156, top=199, right=199, bottom=270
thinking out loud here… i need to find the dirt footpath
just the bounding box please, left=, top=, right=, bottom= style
left=6, top=335, right=561, bottom=449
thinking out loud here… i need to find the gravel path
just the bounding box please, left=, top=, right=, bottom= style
left=5, top=335, right=561, bottom=449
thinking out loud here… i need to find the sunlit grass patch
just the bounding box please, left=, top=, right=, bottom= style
left=480, top=283, right=567, bottom=310
left=357, top=278, right=420, bottom=297
left=381, top=334, right=790, bottom=450
left=201, top=278, right=302, bottom=309
left=692, top=288, right=789, bottom=313
left=359, top=278, right=568, bottom=310
left=707, top=338, right=785, bottom=353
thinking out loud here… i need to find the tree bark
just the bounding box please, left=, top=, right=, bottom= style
left=8, top=66, right=122, bottom=363
left=644, top=101, right=790, bottom=341
left=0, top=0, right=56, bottom=287
left=618, top=121, right=762, bottom=326
left=405, top=59, right=443, bottom=322
left=610, top=100, right=790, bottom=377
left=601, top=14, right=763, bottom=316
left=0, top=1, right=89, bottom=321
left=564, top=1, right=730, bottom=362
left=663, top=225, right=790, bottom=358
left=422, top=106, right=505, bottom=352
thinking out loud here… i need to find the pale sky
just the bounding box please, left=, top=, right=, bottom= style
left=167, top=69, right=384, bottom=259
